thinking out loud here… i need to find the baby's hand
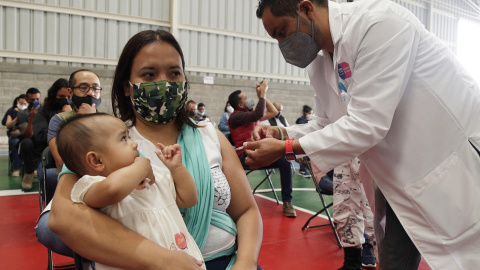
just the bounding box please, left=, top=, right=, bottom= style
left=134, top=156, right=155, bottom=185
left=155, top=143, right=183, bottom=171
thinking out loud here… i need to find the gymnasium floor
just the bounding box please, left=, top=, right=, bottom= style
left=0, top=154, right=430, bottom=269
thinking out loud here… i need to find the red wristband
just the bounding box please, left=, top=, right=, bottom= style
left=285, top=139, right=296, bottom=161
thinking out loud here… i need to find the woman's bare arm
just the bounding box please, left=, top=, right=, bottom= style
left=49, top=173, right=202, bottom=270
left=216, top=129, right=263, bottom=270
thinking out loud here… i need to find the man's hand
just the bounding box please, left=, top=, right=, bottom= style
left=133, top=156, right=155, bottom=185
left=61, top=104, right=73, bottom=112
left=29, top=105, right=40, bottom=120
left=250, top=125, right=288, bottom=142
left=255, top=80, right=268, bottom=99
left=244, top=138, right=285, bottom=169
left=76, top=103, right=96, bottom=114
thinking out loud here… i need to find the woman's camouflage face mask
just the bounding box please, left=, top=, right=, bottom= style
left=130, top=80, right=188, bottom=124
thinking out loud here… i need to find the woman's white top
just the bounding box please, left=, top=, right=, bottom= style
left=128, top=123, right=235, bottom=258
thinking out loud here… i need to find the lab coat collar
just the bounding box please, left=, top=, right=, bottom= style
left=328, top=1, right=343, bottom=48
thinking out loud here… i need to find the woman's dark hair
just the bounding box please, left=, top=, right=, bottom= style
left=111, top=29, right=196, bottom=129
left=11, top=94, right=27, bottom=110
left=44, top=78, right=69, bottom=111
left=256, top=0, right=328, bottom=19
left=302, top=105, right=312, bottom=116
left=224, top=101, right=231, bottom=113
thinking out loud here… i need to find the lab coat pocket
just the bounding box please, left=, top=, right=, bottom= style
left=404, top=153, right=480, bottom=243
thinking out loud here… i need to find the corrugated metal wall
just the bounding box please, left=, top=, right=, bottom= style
left=0, top=0, right=479, bottom=83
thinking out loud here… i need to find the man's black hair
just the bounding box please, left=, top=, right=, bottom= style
left=256, top=0, right=327, bottom=19
left=228, top=90, right=242, bottom=110
left=68, top=69, right=100, bottom=88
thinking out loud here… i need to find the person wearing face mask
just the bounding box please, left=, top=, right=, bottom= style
left=295, top=105, right=313, bottom=177
left=28, top=78, right=72, bottom=199
left=228, top=84, right=296, bottom=218
left=195, top=102, right=216, bottom=127
left=246, top=0, right=480, bottom=269
left=1, top=94, right=28, bottom=176
left=186, top=100, right=198, bottom=119
left=15, top=87, right=42, bottom=189
left=44, top=30, right=262, bottom=270
left=267, top=102, right=289, bottom=128
left=47, top=69, right=102, bottom=175
left=218, top=101, right=234, bottom=144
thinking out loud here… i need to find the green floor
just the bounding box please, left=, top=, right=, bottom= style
left=0, top=155, right=40, bottom=192
left=0, top=154, right=331, bottom=214
left=244, top=168, right=333, bottom=214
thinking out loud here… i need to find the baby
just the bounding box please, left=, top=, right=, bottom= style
left=56, top=113, right=205, bottom=270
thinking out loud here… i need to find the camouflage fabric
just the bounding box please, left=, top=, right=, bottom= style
left=131, top=80, right=188, bottom=124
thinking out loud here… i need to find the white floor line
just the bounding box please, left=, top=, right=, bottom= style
left=254, top=193, right=329, bottom=220
left=255, top=188, right=316, bottom=193
left=0, top=189, right=37, bottom=196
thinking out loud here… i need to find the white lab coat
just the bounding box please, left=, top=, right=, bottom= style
left=285, top=0, right=480, bottom=269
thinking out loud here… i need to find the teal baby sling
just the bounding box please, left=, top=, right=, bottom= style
left=178, top=124, right=237, bottom=269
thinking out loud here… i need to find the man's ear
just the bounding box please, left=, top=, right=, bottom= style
left=85, top=151, right=105, bottom=172
left=299, top=1, right=315, bottom=19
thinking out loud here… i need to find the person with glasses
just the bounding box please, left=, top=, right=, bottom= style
left=35, top=69, right=103, bottom=259
left=48, top=69, right=102, bottom=173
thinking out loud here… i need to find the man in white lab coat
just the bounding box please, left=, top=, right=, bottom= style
left=247, top=0, right=480, bottom=269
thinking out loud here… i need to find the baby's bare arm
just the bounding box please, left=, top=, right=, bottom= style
left=155, top=143, right=198, bottom=208
left=83, top=157, right=154, bottom=208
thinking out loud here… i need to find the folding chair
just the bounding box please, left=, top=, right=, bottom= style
left=297, top=156, right=342, bottom=248
left=40, top=146, right=81, bottom=270
left=244, top=166, right=280, bottom=205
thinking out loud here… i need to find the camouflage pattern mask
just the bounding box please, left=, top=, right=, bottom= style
left=130, top=80, right=188, bottom=124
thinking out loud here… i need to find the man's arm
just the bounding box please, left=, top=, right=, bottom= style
left=22, top=106, right=39, bottom=138
left=48, top=115, right=64, bottom=167
left=228, top=98, right=266, bottom=129
left=259, top=99, right=278, bottom=122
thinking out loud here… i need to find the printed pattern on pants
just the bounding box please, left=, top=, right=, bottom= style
left=333, top=157, right=375, bottom=248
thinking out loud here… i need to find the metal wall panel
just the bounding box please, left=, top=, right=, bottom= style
left=0, top=0, right=478, bottom=84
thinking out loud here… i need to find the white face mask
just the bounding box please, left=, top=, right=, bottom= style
left=198, top=111, right=205, bottom=116
left=226, top=106, right=234, bottom=113
left=17, top=103, right=28, bottom=110
left=306, top=113, right=313, bottom=120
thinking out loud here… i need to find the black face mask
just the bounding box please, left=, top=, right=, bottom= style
left=187, top=110, right=196, bottom=117
left=53, top=98, right=72, bottom=111
left=72, top=95, right=101, bottom=109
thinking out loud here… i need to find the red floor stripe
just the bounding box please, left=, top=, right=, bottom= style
left=0, top=193, right=431, bottom=269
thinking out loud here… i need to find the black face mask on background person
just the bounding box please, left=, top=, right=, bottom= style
left=187, top=110, right=196, bottom=117
left=72, top=95, right=101, bottom=109
left=53, top=98, right=72, bottom=111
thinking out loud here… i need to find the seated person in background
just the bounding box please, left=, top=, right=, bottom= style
left=267, top=102, right=289, bottom=128
left=32, top=78, right=72, bottom=201
left=16, top=87, right=42, bottom=190
left=295, top=105, right=313, bottom=177
left=2, top=94, right=27, bottom=176
left=185, top=100, right=198, bottom=119
left=218, top=101, right=233, bottom=143
left=57, top=113, right=205, bottom=269
left=295, top=105, right=312, bottom=125
left=196, top=103, right=215, bottom=127
left=48, top=69, right=102, bottom=174
left=228, top=82, right=296, bottom=217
